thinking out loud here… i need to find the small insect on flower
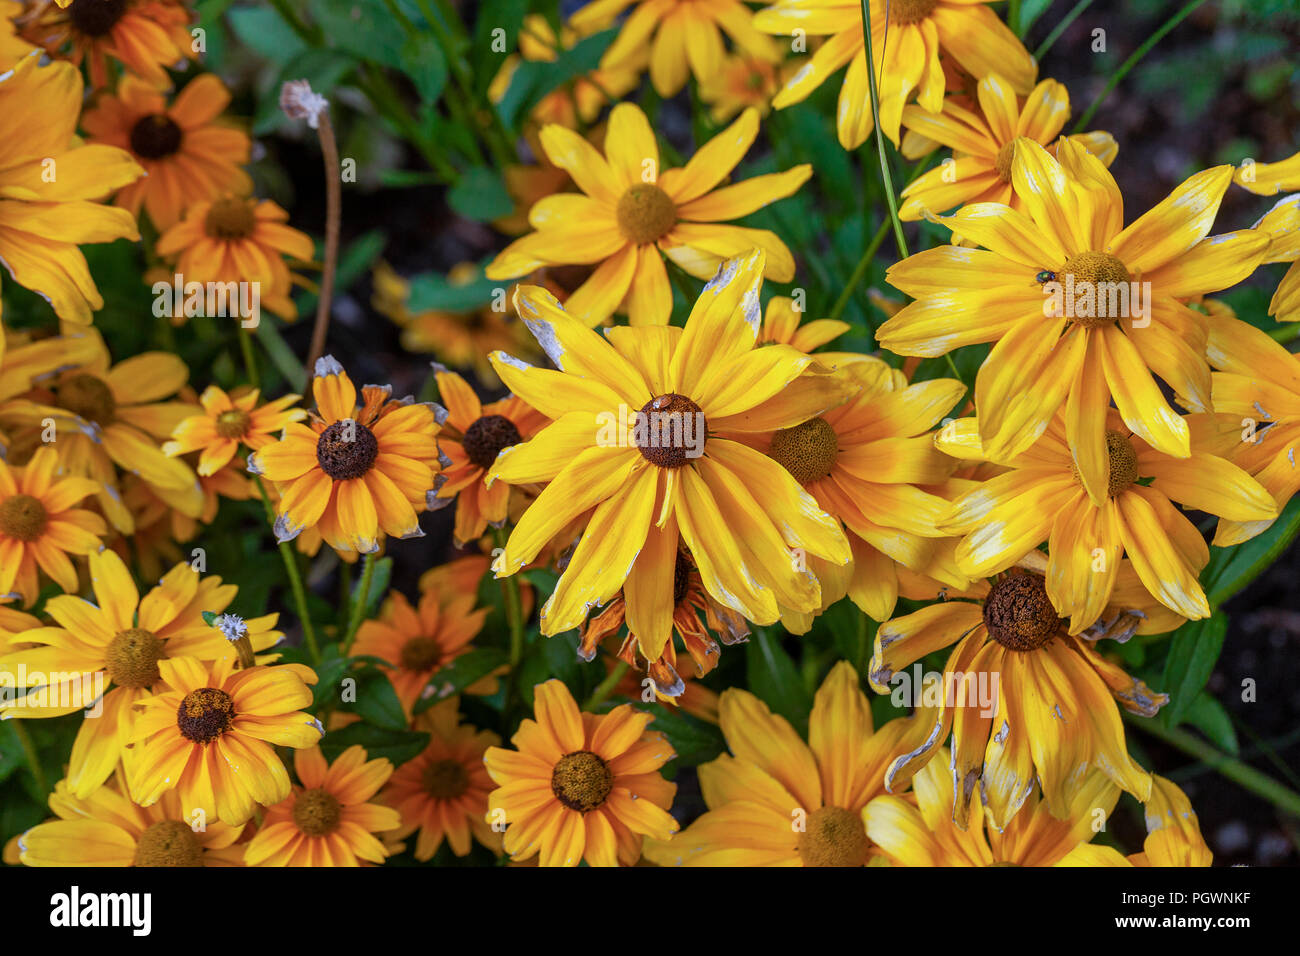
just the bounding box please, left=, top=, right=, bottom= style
left=1036, top=270, right=1056, bottom=284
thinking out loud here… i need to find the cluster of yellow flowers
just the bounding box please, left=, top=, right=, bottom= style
left=0, top=0, right=1297, bottom=868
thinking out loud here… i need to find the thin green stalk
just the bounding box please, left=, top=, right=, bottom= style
left=1126, top=713, right=1300, bottom=817
left=584, top=660, right=629, bottom=711
left=667, top=260, right=699, bottom=307
left=858, top=0, right=909, bottom=259
left=828, top=218, right=890, bottom=323
left=342, top=552, right=377, bottom=655
left=237, top=323, right=260, bottom=387
left=253, top=475, right=322, bottom=665
left=494, top=527, right=526, bottom=670
left=11, top=720, right=47, bottom=796
left=267, top=0, right=321, bottom=44
left=1268, top=322, right=1300, bottom=344
left=1034, top=0, right=1095, bottom=60
left=1071, top=0, right=1210, bottom=133
left=1007, top=0, right=1021, bottom=36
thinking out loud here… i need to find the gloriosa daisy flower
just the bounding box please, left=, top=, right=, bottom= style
left=248, top=356, right=446, bottom=555
left=129, top=656, right=322, bottom=825
left=484, top=680, right=678, bottom=866
left=164, top=384, right=304, bottom=477
left=879, top=138, right=1270, bottom=473
left=869, top=562, right=1169, bottom=830
left=644, top=662, right=935, bottom=866
left=754, top=0, right=1036, bottom=149
left=486, top=105, right=811, bottom=326
left=0, top=445, right=105, bottom=605
left=935, top=407, right=1276, bottom=625
left=899, top=73, right=1117, bottom=221
left=488, top=250, right=851, bottom=651
left=244, top=745, right=401, bottom=867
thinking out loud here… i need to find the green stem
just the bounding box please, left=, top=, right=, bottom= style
left=253, top=475, right=322, bottom=665
left=266, top=0, right=321, bottom=44
left=828, top=218, right=891, bottom=324
left=1071, top=0, right=1210, bottom=133
left=1034, top=0, right=1095, bottom=60
left=237, top=323, right=260, bottom=387
left=1268, top=322, right=1300, bottom=344
left=11, top=720, right=48, bottom=796
left=1007, top=0, right=1021, bottom=36
left=858, top=0, right=909, bottom=259
left=585, top=660, right=629, bottom=711
left=1126, top=714, right=1300, bottom=817
left=342, top=552, right=377, bottom=655
left=494, top=527, right=526, bottom=670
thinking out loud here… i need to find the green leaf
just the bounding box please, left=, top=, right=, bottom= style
left=448, top=167, right=515, bottom=222
left=320, top=723, right=429, bottom=765
left=406, top=265, right=499, bottom=312
left=399, top=32, right=448, bottom=103
left=413, top=648, right=510, bottom=711
left=312, top=0, right=406, bottom=64
left=1160, top=614, right=1228, bottom=727
left=1183, top=691, right=1240, bottom=755
left=347, top=667, right=409, bottom=732
left=495, top=28, right=615, bottom=129
left=1203, top=493, right=1300, bottom=609
left=349, top=556, right=392, bottom=622
left=647, top=706, right=726, bottom=767
left=227, top=4, right=307, bottom=64
left=1018, top=0, right=1056, bottom=35
left=746, top=628, right=813, bottom=736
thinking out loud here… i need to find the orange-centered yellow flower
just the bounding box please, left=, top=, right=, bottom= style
left=879, top=138, right=1270, bottom=477
left=754, top=0, right=1036, bottom=149
left=165, top=384, right=304, bottom=477
left=486, top=104, right=811, bottom=326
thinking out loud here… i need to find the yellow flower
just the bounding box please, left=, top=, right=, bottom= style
left=868, top=564, right=1169, bottom=830
left=936, top=407, right=1276, bottom=624
left=899, top=73, right=1117, bottom=220
left=754, top=0, right=1036, bottom=148
left=244, top=745, right=401, bottom=866
left=865, top=750, right=1136, bottom=866
left=20, top=0, right=196, bottom=89
left=486, top=105, right=811, bottom=325
left=352, top=585, right=492, bottom=716
left=1131, top=775, right=1212, bottom=867
left=2, top=329, right=202, bottom=534
left=129, top=656, right=322, bottom=825
left=879, top=138, right=1270, bottom=470
left=488, top=250, right=851, bottom=649
left=382, top=701, right=502, bottom=860
left=0, top=445, right=104, bottom=605
left=18, top=775, right=247, bottom=867
left=164, top=384, right=305, bottom=477
left=1231, top=157, right=1300, bottom=321
left=699, top=52, right=787, bottom=125
left=1200, top=303, right=1300, bottom=543
left=154, top=195, right=315, bottom=321
left=572, top=0, right=780, bottom=98
left=82, top=72, right=252, bottom=229
left=0, top=55, right=140, bottom=324
left=484, top=679, right=678, bottom=866
left=0, top=0, right=35, bottom=69
left=757, top=294, right=850, bottom=353
left=644, top=662, right=934, bottom=866
left=0, top=548, right=285, bottom=798
left=427, top=365, right=547, bottom=545
left=248, top=356, right=445, bottom=555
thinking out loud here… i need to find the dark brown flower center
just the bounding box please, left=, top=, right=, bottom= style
left=129, top=113, right=184, bottom=160
left=423, top=758, right=470, bottom=800
left=1059, top=251, right=1133, bottom=327
left=796, top=806, right=869, bottom=867
left=551, top=750, right=613, bottom=813
left=0, top=494, right=48, bottom=542
left=1072, top=429, right=1138, bottom=497
left=293, top=787, right=342, bottom=837
left=616, top=184, right=676, bottom=245
left=399, top=635, right=442, bottom=672
left=133, top=820, right=203, bottom=867
left=768, top=417, right=838, bottom=485
left=635, top=393, right=706, bottom=469
left=214, top=408, right=252, bottom=439
left=106, top=627, right=165, bottom=689
left=889, top=0, right=938, bottom=25
left=59, top=373, right=116, bottom=426
left=995, top=139, right=1017, bottom=183
left=70, top=0, right=128, bottom=37
left=316, top=419, right=379, bottom=480
left=176, top=687, right=235, bottom=744
left=204, top=197, right=257, bottom=240
left=462, top=414, right=521, bottom=470
left=983, top=573, right=1063, bottom=652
